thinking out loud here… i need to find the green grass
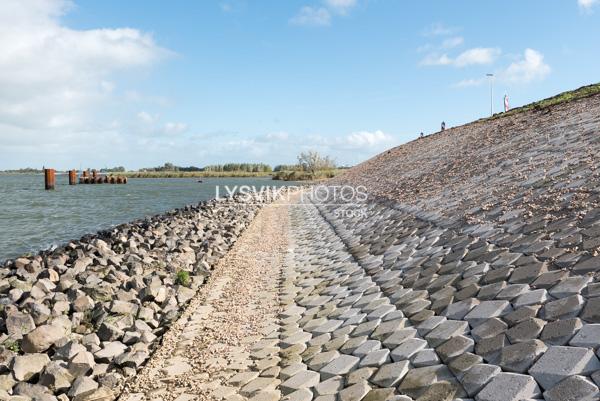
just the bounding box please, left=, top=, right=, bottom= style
left=3, top=340, right=20, bottom=353
left=175, top=270, right=191, bottom=287
left=272, top=169, right=342, bottom=181
left=489, top=82, right=600, bottom=121
left=120, top=171, right=272, bottom=178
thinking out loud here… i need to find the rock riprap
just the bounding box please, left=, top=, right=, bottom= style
left=0, top=189, right=285, bottom=401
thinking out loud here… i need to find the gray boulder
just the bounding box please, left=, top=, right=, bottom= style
left=12, top=353, right=50, bottom=381
left=21, top=324, right=66, bottom=353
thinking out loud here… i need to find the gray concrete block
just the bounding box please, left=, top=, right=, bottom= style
left=569, top=323, right=600, bottom=348
left=464, top=301, right=512, bottom=327
left=543, top=375, right=600, bottom=401
left=528, top=346, right=600, bottom=389
left=475, top=372, right=541, bottom=401
left=460, top=363, right=501, bottom=397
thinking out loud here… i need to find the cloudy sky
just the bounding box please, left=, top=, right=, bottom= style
left=0, top=0, right=599, bottom=170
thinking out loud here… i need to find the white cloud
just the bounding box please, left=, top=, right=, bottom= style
left=454, top=48, right=501, bottom=67
left=325, top=0, right=357, bottom=14
left=454, top=48, right=550, bottom=88
left=423, top=23, right=459, bottom=37
left=163, top=122, right=188, bottom=135
left=344, top=130, right=394, bottom=148
left=421, top=47, right=500, bottom=67
left=0, top=0, right=177, bottom=169
left=264, top=131, right=290, bottom=141
left=578, top=0, right=599, bottom=9
left=441, top=36, right=464, bottom=49
left=502, top=48, right=550, bottom=83
left=453, top=78, right=486, bottom=88
left=290, top=6, right=331, bottom=26
left=137, top=111, right=157, bottom=124
left=291, top=0, right=358, bottom=27
left=421, top=54, right=453, bottom=66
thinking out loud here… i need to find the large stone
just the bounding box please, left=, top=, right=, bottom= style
left=21, top=324, right=66, bottom=353
left=68, top=376, right=99, bottom=399
left=5, top=311, right=36, bottom=339
left=68, top=351, right=96, bottom=376
left=12, top=353, right=50, bottom=381
left=12, top=382, right=55, bottom=401
left=39, top=361, right=75, bottom=392
left=529, top=346, right=600, bottom=389
left=93, top=342, right=127, bottom=363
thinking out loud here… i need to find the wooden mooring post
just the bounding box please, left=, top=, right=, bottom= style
left=68, top=170, right=77, bottom=185
left=44, top=169, right=56, bottom=190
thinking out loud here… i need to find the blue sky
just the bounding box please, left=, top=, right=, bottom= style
left=1, top=0, right=599, bottom=169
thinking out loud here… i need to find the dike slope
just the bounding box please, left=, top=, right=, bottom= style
left=335, top=90, right=600, bottom=237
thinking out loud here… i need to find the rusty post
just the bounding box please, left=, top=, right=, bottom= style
left=92, top=169, right=98, bottom=179
left=103, top=176, right=109, bottom=183
left=68, top=170, right=77, bottom=185
left=123, top=177, right=128, bottom=184
left=44, top=168, right=56, bottom=190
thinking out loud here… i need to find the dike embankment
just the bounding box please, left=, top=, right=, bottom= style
left=110, top=89, right=600, bottom=401
left=0, top=189, right=286, bottom=401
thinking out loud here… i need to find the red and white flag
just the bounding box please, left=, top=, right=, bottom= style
left=504, top=94, right=510, bottom=112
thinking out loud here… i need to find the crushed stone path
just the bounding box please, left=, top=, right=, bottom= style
left=120, top=197, right=290, bottom=401
left=122, top=187, right=600, bottom=401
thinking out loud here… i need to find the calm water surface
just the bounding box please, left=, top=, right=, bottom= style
left=0, top=174, right=294, bottom=261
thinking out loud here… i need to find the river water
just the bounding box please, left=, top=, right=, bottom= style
left=0, top=174, right=294, bottom=262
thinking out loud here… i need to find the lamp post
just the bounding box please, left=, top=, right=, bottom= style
left=486, top=73, right=494, bottom=116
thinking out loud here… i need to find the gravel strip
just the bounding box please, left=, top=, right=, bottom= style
left=120, top=199, right=290, bottom=401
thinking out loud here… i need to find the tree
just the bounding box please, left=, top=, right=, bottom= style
left=297, top=151, right=336, bottom=176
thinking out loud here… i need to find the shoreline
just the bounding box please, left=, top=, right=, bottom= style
left=0, top=188, right=288, bottom=400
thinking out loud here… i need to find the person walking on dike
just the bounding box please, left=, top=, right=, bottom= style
left=420, top=132, right=424, bottom=139
left=441, top=121, right=446, bottom=131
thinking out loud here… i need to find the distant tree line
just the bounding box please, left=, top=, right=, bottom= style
left=138, top=162, right=272, bottom=173
left=202, top=163, right=272, bottom=173
left=139, top=163, right=202, bottom=172
left=0, top=167, right=43, bottom=173
left=273, top=164, right=302, bottom=172
left=100, top=166, right=126, bottom=173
